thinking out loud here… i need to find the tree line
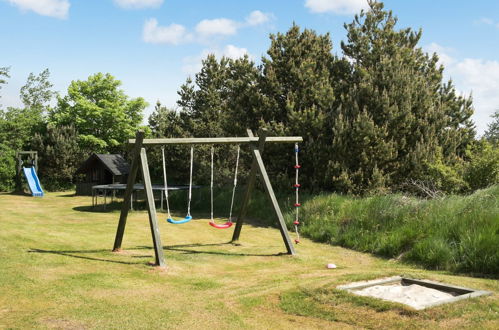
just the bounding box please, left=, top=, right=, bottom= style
left=0, top=1, right=497, bottom=194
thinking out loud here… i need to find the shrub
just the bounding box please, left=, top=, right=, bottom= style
left=0, top=143, right=15, bottom=191
left=464, top=140, right=499, bottom=190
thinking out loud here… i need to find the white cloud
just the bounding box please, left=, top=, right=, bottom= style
left=6, top=0, right=70, bottom=19
left=195, top=18, right=239, bottom=37
left=182, top=54, right=204, bottom=76
left=453, top=59, right=499, bottom=133
left=305, top=0, right=368, bottom=15
left=426, top=43, right=499, bottom=134
left=143, top=10, right=274, bottom=45
left=142, top=18, right=190, bottom=45
left=245, top=10, right=272, bottom=26
left=113, top=0, right=163, bottom=9
left=182, top=45, right=251, bottom=75
left=477, top=17, right=494, bottom=25
left=476, top=17, right=499, bottom=29
left=221, top=45, right=250, bottom=59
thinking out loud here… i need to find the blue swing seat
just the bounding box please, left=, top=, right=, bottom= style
left=167, top=215, right=192, bottom=224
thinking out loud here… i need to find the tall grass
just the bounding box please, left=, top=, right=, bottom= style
left=297, top=185, right=499, bottom=276
left=159, top=183, right=498, bottom=276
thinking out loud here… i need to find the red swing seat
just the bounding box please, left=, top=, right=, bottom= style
left=209, top=221, right=233, bottom=229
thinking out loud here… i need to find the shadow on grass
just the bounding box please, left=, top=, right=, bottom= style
left=56, top=193, right=76, bottom=197
left=2, top=191, right=31, bottom=196
left=28, top=248, right=148, bottom=265
left=72, top=204, right=124, bottom=213
left=136, top=242, right=285, bottom=257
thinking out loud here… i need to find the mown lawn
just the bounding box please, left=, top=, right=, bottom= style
left=0, top=192, right=497, bottom=329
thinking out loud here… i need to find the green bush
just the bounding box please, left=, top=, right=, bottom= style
left=464, top=140, right=499, bottom=190
left=0, top=143, right=15, bottom=191
left=420, top=158, right=467, bottom=194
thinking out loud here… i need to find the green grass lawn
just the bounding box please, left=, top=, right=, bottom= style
left=1, top=192, right=497, bottom=329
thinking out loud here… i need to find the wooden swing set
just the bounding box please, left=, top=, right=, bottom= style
left=112, top=129, right=303, bottom=267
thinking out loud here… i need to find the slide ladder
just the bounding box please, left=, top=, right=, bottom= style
left=22, top=167, right=44, bottom=197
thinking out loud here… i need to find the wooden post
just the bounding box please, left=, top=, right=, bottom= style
left=252, top=135, right=295, bottom=255
left=231, top=129, right=295, bottom=255
left=113, top=131, right=144, bottom=251
left=140, top=148, right=166, bottom=267
left=231, top=129, right=267, bottom=243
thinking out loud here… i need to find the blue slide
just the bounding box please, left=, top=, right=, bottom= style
left=23, top=167, right=44, bottom=197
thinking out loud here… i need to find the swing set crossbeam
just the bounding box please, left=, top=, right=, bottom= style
left=128, top=136, right=302, bottom=145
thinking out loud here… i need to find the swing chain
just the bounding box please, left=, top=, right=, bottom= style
left=161, top=146, right=172, bottom=219
left=228, top=145, right=240, bottom=222
left=209, top=145, right=240, bottom=228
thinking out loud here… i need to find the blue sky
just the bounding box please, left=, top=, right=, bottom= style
left=1, top=0, right=498, bottom=134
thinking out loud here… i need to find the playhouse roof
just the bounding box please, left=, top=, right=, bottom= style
left=76, top=154, right=130, bottom=176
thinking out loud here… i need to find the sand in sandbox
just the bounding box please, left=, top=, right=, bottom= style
left=353, top=284, right=455, bottom=310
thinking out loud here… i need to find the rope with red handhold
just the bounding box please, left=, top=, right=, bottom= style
left=293, top=143, right=301, bottom=244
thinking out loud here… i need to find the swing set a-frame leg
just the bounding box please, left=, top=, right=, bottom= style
left=113, top=131, right=144, bottom=252
left=113, top=130, right=166, bottom=267
left=139, top=147, right=166, bottom=267
left=231, top=129, right=296, bottom=255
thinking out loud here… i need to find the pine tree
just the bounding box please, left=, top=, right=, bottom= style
left=177, top=55, right=260, bottom=185
left=329, top=1, right=475, bottom=193
left=31, top=124, right=85, bottom=190
left=259, top=24, right=337, bottom=189
left=178, top=55, right=230, bottom=138
left=147, top=101, right=192, bottom=183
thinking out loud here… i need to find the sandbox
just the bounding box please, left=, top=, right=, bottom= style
left=337, top=276, right=491, bottom=310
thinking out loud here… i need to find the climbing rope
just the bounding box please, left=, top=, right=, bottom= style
left=293, top=143, right=301, bottom=244
left=186, top=145, right=194, bottom=218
